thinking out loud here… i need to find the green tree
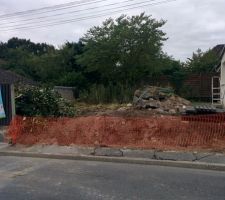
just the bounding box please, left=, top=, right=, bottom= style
left=6, top=37, right=55, bottom=55
left=77, top=13, right=167, bottom=85
left=186, top=48, right=218, bottom=73
left=0, top=38, right=86, bottom=87
left=0, top=38, right=57, bottom=80
left=58, top=41, right=84, bottom=73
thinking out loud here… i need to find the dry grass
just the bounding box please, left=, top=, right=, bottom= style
left=75, top=102, right=129, bottom=116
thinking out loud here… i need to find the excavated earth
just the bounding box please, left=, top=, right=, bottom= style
left=7, top=115, right=225, bottom=152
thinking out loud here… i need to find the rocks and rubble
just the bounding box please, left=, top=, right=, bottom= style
left=133, top=86, right=191, bottom=114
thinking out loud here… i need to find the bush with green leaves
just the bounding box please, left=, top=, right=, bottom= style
left=16, top=87, right=75, bottom=117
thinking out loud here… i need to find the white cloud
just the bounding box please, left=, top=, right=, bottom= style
left=0, top=0, right=224, bottom=61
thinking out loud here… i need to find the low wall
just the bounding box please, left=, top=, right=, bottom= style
left=54, top=86, right=75, bottom=101
left=7, top=115, right=225, bottom=151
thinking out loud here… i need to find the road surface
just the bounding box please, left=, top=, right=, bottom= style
left=0, top=156, right=225, bottom=200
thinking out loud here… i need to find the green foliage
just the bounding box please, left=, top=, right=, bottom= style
left=79, top=83, right=134, bottom=104
left=0, top=39, right=85, bottom=86
left=77, top=13, right=168, bottom=85
left=59, top=72, right=87, bottom=88
left=186, top=48, right=218, bottom=73
left=16, top=87, right=75, bottom=117
left=6, top=37, right=55, bottom=55
left=0, top=14, right=219, bottom=104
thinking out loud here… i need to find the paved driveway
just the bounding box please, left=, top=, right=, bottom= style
left=0, top=156, right=225, bottom=200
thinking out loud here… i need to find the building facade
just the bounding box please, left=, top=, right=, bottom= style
left=221, top=52, right=225, bottom=107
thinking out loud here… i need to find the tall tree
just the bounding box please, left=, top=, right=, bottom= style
left=6, top=37, right=55, bottom=55
left=77, top=13, right=167, bottom=85
left=186, top=48, right=218, bottom=73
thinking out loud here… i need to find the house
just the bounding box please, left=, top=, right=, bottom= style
left=219, top=46, right=225, bottom=107
left=0, top=68, right=35, bottom=126
left=212, top=44, right=225, bottom=107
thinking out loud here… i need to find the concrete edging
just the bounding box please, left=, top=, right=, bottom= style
left=1, top=151, right=225, bottom=172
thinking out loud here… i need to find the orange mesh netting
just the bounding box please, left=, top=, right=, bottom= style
left=7, top=114, right=225, bottom=151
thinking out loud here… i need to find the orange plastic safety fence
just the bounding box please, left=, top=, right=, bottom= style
left=7, top=114, right=225, bottom=151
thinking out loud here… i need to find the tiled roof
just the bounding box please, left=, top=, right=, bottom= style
left=212, top=44, right=225, bottom=72
left=0, top=68, right=36, bottom=85
left=212, top=44, right=225, bottom=60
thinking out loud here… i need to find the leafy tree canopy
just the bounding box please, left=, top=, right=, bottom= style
left=0, top=13, right=219, bottom=103
left=77, top=13, right=168, bottom=85
left=186, top=48, right=218, bottom=73
left=5, top=37, right=55, bottom=55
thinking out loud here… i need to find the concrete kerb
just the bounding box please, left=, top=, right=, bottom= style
left=0, top=145, right=225, bottom=171
left=1, top=150, right=225, bottom=172
left=0, top=127, right=7, bottom=142
left=0, top=143, right=8, bottom=150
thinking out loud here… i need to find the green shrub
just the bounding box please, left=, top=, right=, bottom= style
left=16, top=87, right=75, bottom=117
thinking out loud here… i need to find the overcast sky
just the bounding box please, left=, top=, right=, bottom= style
left=0, top=0, right=225, bottom=61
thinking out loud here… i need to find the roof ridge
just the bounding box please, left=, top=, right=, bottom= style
left=0, top=68, right=36, bottom=85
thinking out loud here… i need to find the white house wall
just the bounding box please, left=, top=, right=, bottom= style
left=221, top=53, right=225, bottom=107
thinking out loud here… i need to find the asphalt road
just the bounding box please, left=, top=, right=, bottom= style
left=0, top=156, right=225, bottom=200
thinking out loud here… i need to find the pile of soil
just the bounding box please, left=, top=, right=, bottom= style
left=133, top=86, right=191, bottom=114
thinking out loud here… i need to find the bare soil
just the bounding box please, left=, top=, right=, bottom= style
left=75, top=103, right=178, bottom=117
left=7, top=115, right=225, bottom=152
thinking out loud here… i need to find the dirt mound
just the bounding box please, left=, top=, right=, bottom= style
left=133, top=86, right=191, bottom=114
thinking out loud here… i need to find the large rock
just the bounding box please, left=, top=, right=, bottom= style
left=133, top=96, right=140, bottom=104
left=134, top=90, right=142, bottom=98
left=133, top=86, right=191, bottom=114
left=145, top=101, right=160, bottom=109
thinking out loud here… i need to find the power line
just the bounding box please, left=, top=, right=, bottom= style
left=0, top=0, right=160, bottom=28
left=0, top=0, right=107, bottom=19
left=1, top=0, right=175, bottom=31
left=1, top=0, right=176, bottom=32
left=0, top=0, right=154, bottom=24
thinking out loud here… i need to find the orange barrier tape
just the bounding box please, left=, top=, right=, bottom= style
left=7, top=115, right=225, bottom=151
